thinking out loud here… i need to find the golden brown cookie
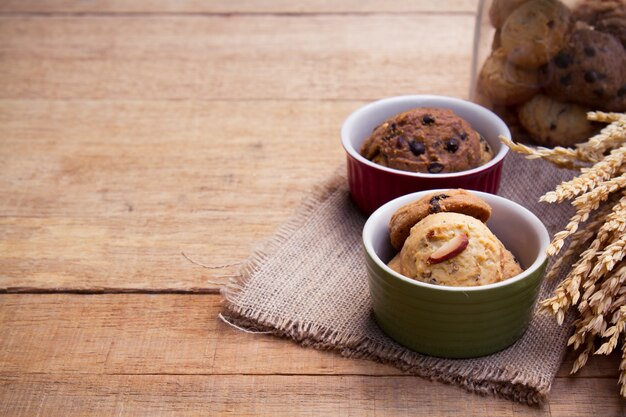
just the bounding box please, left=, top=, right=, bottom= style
left=388, top=253, right=404, bottom=275
left=388, top=189, right=492, bottom=251
left=360, top=108, right=491, bottom=174
left=501, top=0, right=572, bottom=68
left=477, top=48, right=542, bottom=106
left=499, top=243, right=523, bottom=278
left=517, top=94, right=599, bottom=147
left=489, top=0, right=533, bottom=29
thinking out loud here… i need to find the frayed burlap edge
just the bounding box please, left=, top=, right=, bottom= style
left=221, top=165, right=348, bottom=302
left=221, top=166, right=557, bottom=406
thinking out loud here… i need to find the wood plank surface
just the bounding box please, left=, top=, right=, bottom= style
left=0, top=293, right=617, bottom=378
left=0, top=14, right=475, bottom=100
left=0, top=1, right=478, bottom=14
left=0, top=294, right=392, bottom=376
left=0, top=99, right=348, bottom=218
left=1, top=0, right=624, bottom=414
left=3, top=374, right=624, bottom=417
left=0, top=100, right=355, bottom=291
left=0, top=294, right=625, bottom=416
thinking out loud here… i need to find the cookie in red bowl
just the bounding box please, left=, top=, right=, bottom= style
left=341, top=95, right=510, bottom=214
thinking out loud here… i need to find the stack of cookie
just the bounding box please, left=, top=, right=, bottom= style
left=476, top=0, right=626, bottom=147
left=386, top=189, right=522, bottom=287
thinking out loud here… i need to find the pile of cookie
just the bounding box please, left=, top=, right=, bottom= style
left=476, top=0, right=625, bottom=147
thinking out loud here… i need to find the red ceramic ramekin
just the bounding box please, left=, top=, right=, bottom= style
left=341, top=95, right=510, bottom=214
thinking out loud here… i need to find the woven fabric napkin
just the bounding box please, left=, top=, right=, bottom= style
left=223, top=152, right=577, bottom=404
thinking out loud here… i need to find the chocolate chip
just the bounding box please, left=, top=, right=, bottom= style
left=390, top=123, right=397, bottom=131
left=408, top=141, right=425, bottom=156
left=584, top=71, right=599, bottom=83
left=554, top=53, right=572, bottom=69
left=395, top=136, right=406, bottom=149
left=422, top=115, right=435, bottom=125
left=444, top=138, right=459, bottom=153
left=559, top=73, right=572, bottom=86
left=458, top=131, right=468, bottom=141
left=431, top=194, right=449, bottom=201
left=427, top=163, right=444, bottom=173
left=547, top=20, right=555, bottom=29
left=593, top=88, right=604, bottom=97
left=584, top=46, right=595, bottom=57
left=428, top=194, right=449, bottom=212
left=549, top=122, right=557, bottom=131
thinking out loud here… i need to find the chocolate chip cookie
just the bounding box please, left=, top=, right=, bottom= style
left=517, top=94, right=600, bottom=147
left=489, top=0, right=533, bottom=29
left=360, top=108, right=493, bottom=174
left=501, top=0, right=572, bottom=68
left=543, top=28, right=626, bottom=111
left=388, top=189, right=492, bottom=251
left=576, top=0, right=626, bottom=49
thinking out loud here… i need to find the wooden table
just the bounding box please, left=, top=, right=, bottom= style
left=0, top=1, right=624, bottom=415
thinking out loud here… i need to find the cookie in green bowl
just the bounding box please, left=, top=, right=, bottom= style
left=362, top=189, right=549, bottom=358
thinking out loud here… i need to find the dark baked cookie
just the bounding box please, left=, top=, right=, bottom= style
left=543, top=28, right=626, bottom=111
left=517, top=94, right=600, bottom=147
left=501, top=0, right=572, bottom=68
left=360, top=108, right=493, bottom=174
left=572, top=0, right=626, bottom=46
left=596, top=14, right=626, bottom=48
left=388, top=189, right=492, bottom=251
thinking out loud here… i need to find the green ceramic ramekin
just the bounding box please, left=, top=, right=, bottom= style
left=362, top=190, right=549, bottom=359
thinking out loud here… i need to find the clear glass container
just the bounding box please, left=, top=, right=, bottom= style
left=471, top=0, right=625, bottom=147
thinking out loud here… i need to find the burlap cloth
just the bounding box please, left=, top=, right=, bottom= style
left=222, top=152, right=578, bottom=404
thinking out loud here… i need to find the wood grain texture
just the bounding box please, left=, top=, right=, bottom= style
left=0, top=14, right=475, bottom=100
left=0, top=1, right=478, bottom=14
left=0, top=100, right=356, bottom=291
left=4, top=374, right=624, bottom=417
left=0, top=294, right=625, bottom=417
left=0, top=294, right=392, bottom=376
left=0, top=374, right=540, bottom=417
left=0, top=294, right=618, bottom=378
left=1, top=0, right=623, bottom=413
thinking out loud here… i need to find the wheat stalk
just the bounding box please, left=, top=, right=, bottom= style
left=501, top=111, right=626, bottom=397
left=541, top=144, right=626, bottom=204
